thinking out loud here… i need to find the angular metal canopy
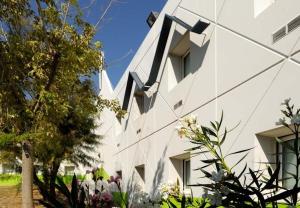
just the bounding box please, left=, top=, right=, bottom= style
left=122, top=15, right=210, bottom=111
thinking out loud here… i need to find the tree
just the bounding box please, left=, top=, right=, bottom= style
left=33, top=79, right=123, bottom=201
left=0, top=0, right=124, bottom=207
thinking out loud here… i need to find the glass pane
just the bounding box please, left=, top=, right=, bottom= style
left=183, top=52, right=192, bottom=77
left=282, top=139, right=300, bottom=189
left=184, top=160, right=191, bottom=188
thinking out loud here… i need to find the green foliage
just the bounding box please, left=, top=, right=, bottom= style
left=0, top=0, right=125, bottom=203
left=161, top=196, right=208, bottom=208
left=176, top=99, right=300, bottom=207
left=37, top=174, right=86, bottom=208
left=59, top=175, right=85, bottom=185
left=95, top=167, right=110, bottom=181
left=112, top=192, right=128, bottom=208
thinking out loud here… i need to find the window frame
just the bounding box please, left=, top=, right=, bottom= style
left=183, top=159, right=191, bottom=189
left=181, top=50, right=191, bottom=80
left=279, top=134, right=298, bottom=189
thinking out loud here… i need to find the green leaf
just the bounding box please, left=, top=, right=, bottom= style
left=220, top=128, right=227, bottom=145
left=55, top=177, right=71, bottom=205
left=237, top=164, right=247, bottom=179
left=168, top=200, right=178, bottom=208
left=71, top=174, right=78, bottom=205
left=225, top=147, right=254, bottom=158
left=231, top=152, right=249, bottom=169
left=262, top=163, right=280, bottom=190
left=223, top=182, right=253, bottom=195
left=249, top=168, right=260, bottom=188
left=200, top=168, right=212, bottom=178
left=201, top=126, right=217, bottom=137
left=210, top=121, right=217, bottom=131
left=265, top=187, right=300, bottom=202
left=201, top=158, right=220, bottom=164
left=217, top=111, right=224, bottom=131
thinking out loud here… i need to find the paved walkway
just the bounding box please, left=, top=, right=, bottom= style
left=0, top=186, right=43, bottom=208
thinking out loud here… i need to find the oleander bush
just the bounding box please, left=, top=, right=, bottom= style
left=173, top=98, right=300, bottom=208
left=37, top=167, right=128, bottom=208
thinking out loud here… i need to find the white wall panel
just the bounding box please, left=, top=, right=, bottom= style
left=179, top=0, right=215, bottom=21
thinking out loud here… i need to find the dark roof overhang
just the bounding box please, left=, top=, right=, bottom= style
left=121, top=14, right=210, bottom=111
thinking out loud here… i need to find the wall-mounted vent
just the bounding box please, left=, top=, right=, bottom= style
left=273, top=26, right=286, bottom=43
left=288, top=15, right=300, bottom=33
left=272, top=15, right=300, bottom=44
left=174, top=100, right=183, bottom=110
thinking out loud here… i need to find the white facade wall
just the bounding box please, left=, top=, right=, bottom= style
left=98, top=0, right=300, bottom=197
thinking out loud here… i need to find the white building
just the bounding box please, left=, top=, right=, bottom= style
left=97, top=0, right=300, bottom=197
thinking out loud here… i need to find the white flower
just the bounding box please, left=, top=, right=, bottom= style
left=208, top=191, right=222, bottom=206
left=96, top=179, right=109, bottom=191
left=190, top=123, right=200, bottom=131
left=210, top=170, right=224, bottom=182
left=182, top=114, right=197, bottom=125
left=188, top=114, right=197, bottom=124
left=176, top=126, right=187, bottom=138
left=162, top=192, right=169, bottom=200
left=291, top=114, right=300, bottom=125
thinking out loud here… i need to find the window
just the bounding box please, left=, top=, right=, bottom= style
left=135, top=164, right=145, bottom=189
left=282, top=137, right=299, bottom=189
left=2, top=164, right=15, bottom=174
left=64, top=166, right=75, bottom=175
left=167, top=50, right=192, bottom=90
left=168, top=32, right=191, bottom=90
left=169, top=153, right=191, bottom=190
left=183, top=159, right=191, bottom=189
left=116, top=170, right=122, bottom=179
left=182, top=51, right=192, bottom=78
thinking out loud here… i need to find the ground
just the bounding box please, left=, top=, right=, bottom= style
left=0, top=186, right=43, bottom=208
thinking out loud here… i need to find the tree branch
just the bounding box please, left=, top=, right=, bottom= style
left=32, top=52, right=61, bottom=114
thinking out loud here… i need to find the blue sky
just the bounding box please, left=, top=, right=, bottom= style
left=82, top=0, right=166, bottom=90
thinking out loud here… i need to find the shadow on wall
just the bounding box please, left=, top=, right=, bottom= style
left=191, top=39, right=210, bottom=73
left=124, top=84, right=158, bottom=130
left=124, top=145, right=168, bottom=201
left=143, top=91, right=158, bottom=114
left=150, top=146, right=168, bottom=198
left=125, top=171, right=140, bottom=204
left=256, top=135, right=277, bottom=171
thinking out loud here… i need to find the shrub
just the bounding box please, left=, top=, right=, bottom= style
left=175, top=99, right=300, bottom=207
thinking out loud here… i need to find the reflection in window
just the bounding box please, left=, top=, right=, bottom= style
left=183, top=159, right=191, bottom=189
left=282, top=138, right=299, bottom=189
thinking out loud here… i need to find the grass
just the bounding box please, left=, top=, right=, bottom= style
left=58, top=174, right=85, bottom=185
left=0, top=174, right=21, bottom=186
left=0, top=174, right=86, bottom=186
left=160, top=197, right=300, bottom=208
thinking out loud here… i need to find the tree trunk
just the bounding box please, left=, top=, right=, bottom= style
left=22, top=141, right=34, bottom=208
